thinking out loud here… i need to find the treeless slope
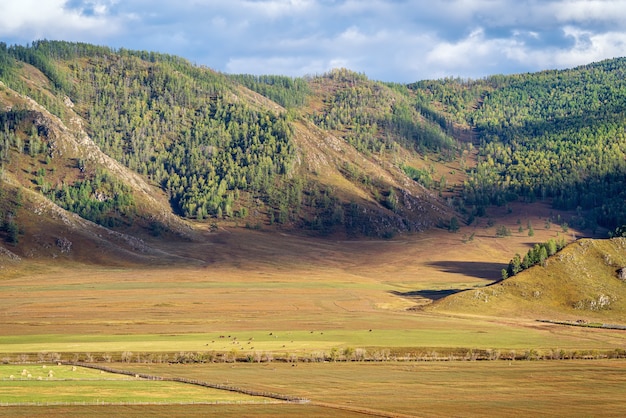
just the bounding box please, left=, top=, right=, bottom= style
left=430, top=238, right=626, bottom=323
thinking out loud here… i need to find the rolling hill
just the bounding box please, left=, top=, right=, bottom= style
left=0, top=41, right=460, bottom=262
left=431, top=237, right=626, bottom=323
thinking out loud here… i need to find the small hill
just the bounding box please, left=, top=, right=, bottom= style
left=431, top=238, right=626, bottom=323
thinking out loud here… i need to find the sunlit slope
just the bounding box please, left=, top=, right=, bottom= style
left=431, top=238, right=626, bottom=322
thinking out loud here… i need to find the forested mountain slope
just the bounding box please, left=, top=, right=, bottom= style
left=0, top=40, right=625, bottom=260
left=412, top=61, right=626, bottom=231
left=0, top=40, right=455, bottom=256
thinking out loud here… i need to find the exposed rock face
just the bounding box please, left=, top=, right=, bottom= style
left=618, top=268, right=626, bottom=281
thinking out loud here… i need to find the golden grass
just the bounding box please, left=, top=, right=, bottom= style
left=2, top=221, right=623, bottom=356
left=3, top=360, right=626, bottom=416
left=124, top=360, right=626, bottom=417
left=1, top=211, right=625, bottom=416
left=433, top=237, right=626, bottom=323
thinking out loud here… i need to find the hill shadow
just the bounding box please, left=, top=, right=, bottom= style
left=390, top=261, right=503, bottom=302
left=426, top=261, right=506, bottom=281
left=390, top=289, right=466, bottom=301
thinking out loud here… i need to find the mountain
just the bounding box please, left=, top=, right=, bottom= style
left=411, top=62, right=626, bottom=230
left=1, top=40, right=626, bottom=261
left=0, top=40, right=456, bottom=256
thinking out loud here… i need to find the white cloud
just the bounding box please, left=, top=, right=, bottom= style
left=421, top=23, right=626, bottom=79
left=0, top=0, right=120, bottom=40
left=537, top=27, right=626, bottom=68
left=225, top=56, right=330, bottom=76
left=426, top=28, right=522, bottom=74
left=2, top=0, right=626, bottom=81
left=239, top=0, right=315, bottom=19
left=547, top=0, right=626, bottom=24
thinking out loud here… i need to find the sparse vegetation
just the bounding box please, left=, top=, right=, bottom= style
left=495, top=225, right=511, bottom=237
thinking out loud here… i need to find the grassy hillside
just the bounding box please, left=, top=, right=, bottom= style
left=432, top=238, right=626, bottom=323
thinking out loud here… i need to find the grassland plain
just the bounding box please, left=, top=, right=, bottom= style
left=2, top=213, right=626, bottom=416
left=2, top=221, right=625, bottom=354
left=87, top=361, right=626, bottom=417
left=0, top=364, right=268, bottom=405
left=2, top=361, right=626, bottom=417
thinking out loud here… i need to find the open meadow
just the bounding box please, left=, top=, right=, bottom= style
left=2, top=209, right=626, bottom=416
left=0, top=363, right=265, bottom=405
left=2, top=361, right=626, bottom=417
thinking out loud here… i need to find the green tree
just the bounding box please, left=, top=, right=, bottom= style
left=507, top=254, right=522, bottom=277
left=538, top=246, right=548, bottom=266
left=449, top=216, right=460, bottom=233
left=496, top=225, right=511, bottom=237
left=5, top=219, right=18, bottom=244
left=546, top=239, right=558, bottom=256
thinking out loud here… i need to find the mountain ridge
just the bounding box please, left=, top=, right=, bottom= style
left=1, top=40, right=625, bottom=264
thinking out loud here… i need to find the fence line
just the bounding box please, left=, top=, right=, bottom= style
left=0, top=400, right=284, bottom=407
left=65, top=362, right=309, bottom=404
left=537, top=319, right=626, bottom=330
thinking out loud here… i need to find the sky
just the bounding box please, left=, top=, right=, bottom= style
left=1, top=0, right=626, bottom=82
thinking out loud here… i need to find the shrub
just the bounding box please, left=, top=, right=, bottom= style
left=496, top=225, right=511, bottom=237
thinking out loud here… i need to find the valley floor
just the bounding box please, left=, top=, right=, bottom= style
left=2, top=360, right=626, bottom=417
left=1, top=216, right=624, bottom=416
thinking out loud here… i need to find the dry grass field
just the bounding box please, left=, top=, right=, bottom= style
left=2, top=212, right=624, bottom=353
left=121, top=360, right=626, bottom=417
left=3, top=360, right=625, bottom=417
left=2, top=203, right=626, bottom=416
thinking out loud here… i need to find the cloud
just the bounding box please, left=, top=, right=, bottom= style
left=239, top=0, right=315, bottom=19
left=540, top=26, right=626, bottom=68
left=423, top=23, right=626, bottom=80
left=1, top=0, right=626, bottom=81
left=547, top=0, right=626, bottom=25
left=0, top=0, right=121, bottom=41
left=225, top=56, right=330, bottom=76
left=426, top=29, right=510, bottom=74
